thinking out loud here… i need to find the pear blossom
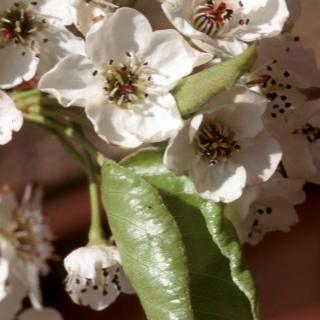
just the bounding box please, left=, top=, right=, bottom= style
left=0, top=184, right=54, bottom=308
left=224, top=172, right=305, bottom=245
left=64, top=245, right=134, bottom=311
left=164, top=85, right=282, bottom=203
left=243, top=35, right=320, bottom=90
left=39, top=8, right=212, bottom=148
left=161, top=0, right=289, bottom=59
left=70, top=0, right=118, bottom=36
left=0, top=0, right=84, bottom=89
left=0, top=90, right=23, bottom=145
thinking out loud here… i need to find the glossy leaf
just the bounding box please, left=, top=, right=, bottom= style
left=171, top=42, right=257, bottom=116
left=101, top=159, right=194, bottom=320
left=120, top=148, right=258, bottom=320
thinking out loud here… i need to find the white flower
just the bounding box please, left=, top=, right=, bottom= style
left=39, top=8, right=212, bottom=148
left=70, top=0, right=118, bottom=36
left=161, top=0, right=289, bottom=59
left=0, top=184, right=54, bottom=308
left=164, top=85, right=282, bottom=203
left=0, top=90, right=23, bottom=145
left=224, top=172, right=305, bottom=245
left=0, top=0, right=84, bottom=89
left=64, top=245, right=134, bottom=311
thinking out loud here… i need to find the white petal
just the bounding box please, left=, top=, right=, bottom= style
left=70, top=278, right=120, bottom=311
left=36, top=26, right=85, bottom=77
left=232, top=130, right=282, bottom=184
left=18, top=308, right=63, bottom=320
left=190, top=158, right=247, bottom=203
left=0, top=283, right=26, bottom=320
left=122, top=93, right=183, bottom=143
left=0, top=259, right=9, bottom=301
left=140, top=29, right=212, bottom=90
left=239, top=0, right=289, bottom=41
left=224, top=185, right=261, bottom=244
left=193, top=36, right=248, bottom=59
left=36, top=0, right=73, bottom=25
left=204, top=85, right=267, bottom=138
left=85, top=93, right=142, bottom=148
left=86, top=8, right=152, bottom=69
left=64, top=246, right=120, bottom=279
left=259, top=175, right=306, bottom=202
left=39, top=54, right=100, bottom=107
left=0, top=44, right=37, bottom=89
left=119, top=268, right=135, bottom=295
left=70, top=0, right=115, bottom=35
left=0, top=91, right=23, bottom=145
left=164, top=123, right=196, bottom=176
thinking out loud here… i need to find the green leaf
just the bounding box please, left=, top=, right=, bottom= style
left=120, top=148, right=259, bottom=320
left=171, top=42, right=257, bottom=116
left=198, top=200, right=259, bottom=320
left=101, top=159, right=194, bottom=320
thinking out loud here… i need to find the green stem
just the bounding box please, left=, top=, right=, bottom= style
left=84, top=151, right=107, bottom=245
left=9, top=88, right=39, bottom=101
left=70, top=122, right=107, bottom=245
left=43, top=127, right=87, bottom=173
left=23, top=113, right=105, bottom=167
left=29, top=105, right=92, bottom=127
left=126, top=0, right=138, bottom=8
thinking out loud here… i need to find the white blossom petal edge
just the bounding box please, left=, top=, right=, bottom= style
left=0, top=90, right=23, bottom=145
left=224, top=172, right=305, bottom=245
left=39, top=8, right=213, bottom=148
left=64, top=245, right=134, bottom=311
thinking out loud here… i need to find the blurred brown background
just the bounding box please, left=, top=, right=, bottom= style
left=1, top=0, right=320, bottom=319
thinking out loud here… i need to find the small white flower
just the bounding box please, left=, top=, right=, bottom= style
left=0, top=0, right=84, bottom=89
left=161, top=0, right=289, bottom=59
left=0, top=90, right=23, bottom=145
left=64, top=245, right=134, bottom=311
left=164, top=85, right=282, bottom=203
left=224, top=172, right=305, bottom=245
left=0, top=184, right=54, bottom=308
left=70, top=0, right=118, bottom=36
left=39, top=8, right=212, bottom=148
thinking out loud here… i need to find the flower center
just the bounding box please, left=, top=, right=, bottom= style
left=197, top=123, right=240, bottom=165
left=1, top=209, right=52, bottom=263
left=192, top=0, right=235, bottom=36
left=0, top=1, right=47, bottom=47
left=94, top=52, right=150, bottom=109
left=293, top=123, right=320, bottom=143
